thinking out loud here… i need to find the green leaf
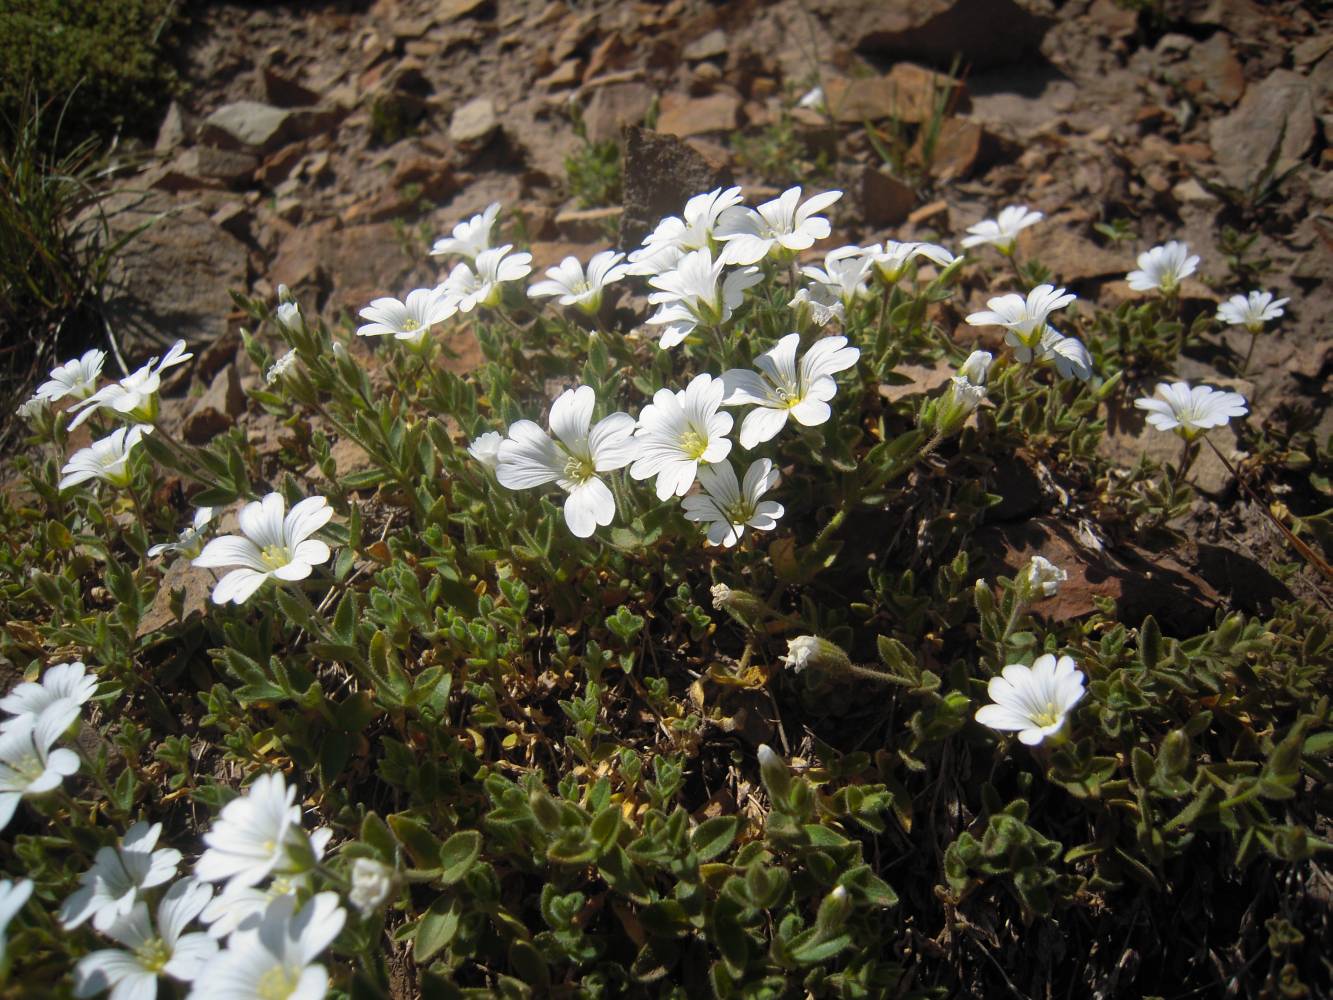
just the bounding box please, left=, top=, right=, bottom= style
left=414, top=894, right=461, bottom=963
left=439, top=830, right=482, bottom=886
left=691, top=816, right=740, bottom=862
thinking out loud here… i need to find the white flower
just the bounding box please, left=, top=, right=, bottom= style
left=275, top=301, right=302, bottom=333
left=60, top=821, right=183, bottom=931
left=625, top=187, right=744, bottom=277
left=720, top=333, right=860, bottom=448
left=198, top=874, right=311, bottom=941
left=1019, top=556, right=1067, bottom=600
left=1, top=660, right=98, bottom=734
left=195, top=773, right=330, bottom=893
left=528, top=250, right=630, bottom=315
left=59, top=425, right=153, bottom=491
left=147, top=507, right=215, bottom=560
left=799, top=246, right=876, bottom=308
left=629, top=373, right=733, bottom=500
left=0, top=879, right=32, bottom=966
left=867, top=241, right=956, bottom=284
left=191, top=892, right=345, bottom=1000
left=356, top=287, right=456, bottom=344
left=715, top=186, right=842, bottom=265
left=467, top=431, right=504, bottom=471
left=1217, top=290, right=1288, bottom=332
left=680, top=458, right=783, bottom=547
left=348, top=859, right=396, bottom=917
left=960, top=205, right=1043, bottom=254
left=1127, top=241, right=1199, bottom=293
left=1133, top=381, right=1248, bottom=440
left=789, top=285, right=845, bottom=328
left=74, top=879, right=217, bottom=1000
left=965, top=284, right=1075, bottom=350
left=709, top=583, right=733, bottom=609
left=430, top=201, right=501, bottom=259
left=192, top=494, right=333, bottom=606
left=16, top=396, right=48, bottom=421
left=975, top=654, right=1085, bottom=745
left=959, top=351, right=993, bottom=385
left=68, top=340, right=192, bottom=429
left=1016, top=328, right=1093, bottom=381
left=778, top=635, right=851, bottom=674
left=440, top=244, right=533, bottom=312
left=265, top=351, right=299, bottom=385
left=0, top=708, right=81, bottom=832
left=797, top=86, right=825, bottom=111
left=36, top=349, right=106, bottom=404
left=645, top=248, right=761, bottom=349
left=495, top=386, right=638, bottom=538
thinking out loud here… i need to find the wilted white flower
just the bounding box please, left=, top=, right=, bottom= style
left=1017, top=327, right=1093, bottom=381
left=356, top=288, right=456, bottom=345
left=495, top=385, right=638, bottom=538
left=36, top=348, right=106, bottom=404
left=1, top=660, right=97, bottom=734
left=265, top=351, right=300, bottom=385
left=528, top=250, right=630, bottom=315
left=16, top=395, right=48, bottom=421
left=68, top=340, right=192, bottom=429
left=60, top=821, right=183, bottom=931
left=1127, top=241, right=1199, bottom=294
left=0, top=879, right=32, bottom=966
left=965, top=284, right=1075, bottom=351
left=720, top=333, right=860, bottom=448
left=440, top=244, right=533, bottom=312
left=191, top=892, right=345, bottom=1000
left=467, top=431, right=504, bottom=471
left=192, top=494, right=333, bottom=605
left=709, top=583, right=733, bottom=609
left=0, top=707, right=81, bottom=832
left=789, top=284, right=845, bottom=328
left=779, top=635, right=851, bottom=675
left=975, top=654, right=1085, bottom=745
left=74, top=879, right=217, bottom=1000
left=195, top=773, right=331, bottom=893
left=799, top=245, right=876, bottom=308
left=867, top=241, right=956, bottom=284
left=630, top=374, right=732, bottom=500
left=680, top=458, right=783, bottom=547
left=147, top=507, right=215, bottom=560
left=1134, top=381, right=1248, bottom=440
left=1019, top=556, right=1067, bottom=600
left=960, top=205, right=1043, bottom=255
left=1216, top=290, right=1288, bottom=332
left=348, top=858, right=397, bottom=917
left=59, top=425, right=153, bottom=491
left=646, top=248, right=761, bottom=349
left=715, top=186, right=842, bottom=265
left=430, top=201, right=501, bottom=259
left=626, top=187, right=745, bottom=277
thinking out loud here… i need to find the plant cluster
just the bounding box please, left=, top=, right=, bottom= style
left=0, top=179, right=1329, bottom=998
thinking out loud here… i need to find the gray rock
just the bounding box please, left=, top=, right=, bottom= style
left=202, top=101, right=292, bottom=151
left=154, top=101, right=188, bottom=156
left=618, top=127, right=732, bottom=247
left=183, top=364, right=245, bottom=443
left=583, top=82, right=655, bottom=145
left=1209, top=69, right=1316, bottom=191
left=449, top=97, right=498, bottom=144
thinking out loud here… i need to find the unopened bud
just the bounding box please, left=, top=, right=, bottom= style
left=1018, top=555, right=1067, bottom=601
left=757, top=744, right=792, bottom=803
left=710, top=584, right=769, bottom=626
left=958, top=350, right=993, bottom=386
left=349, top=858, right=398, bottom=917
left=816, top=884, right=853, bottom=935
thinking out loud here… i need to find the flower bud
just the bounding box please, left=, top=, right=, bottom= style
left=958, top=350, right=993, bottom=386
left=467, top=431, right=504, bottom=472
left=757, top=744, right=792, bottom=802
left=781, top=635, right=852, bottom=676
left=709, top=584, right=770, bottom=626
left=349, top=857, right=398, bottom=917
left=1018, top=555, right=1067, bottom=601
left=816, top=885, right=853, bottom=936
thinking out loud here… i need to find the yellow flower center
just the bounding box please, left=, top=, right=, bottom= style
left=400, top=318, right=420, bottom=331
left=256, top=964, right=302, bottom=1000
left=259, top=544, right=291, bottom=570
left=1031, top=702, right=1063, bottom=728
left=135, top=937, right=171, bottom=973
left=563, top=454, right=596, bottom=483
left=678, top=429, right=708, bottom=460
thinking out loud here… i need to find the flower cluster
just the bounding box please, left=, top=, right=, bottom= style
left=0, top=662, right=90, bottom=833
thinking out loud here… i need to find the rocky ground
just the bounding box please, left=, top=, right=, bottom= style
left=92, top=0, right=1331, bottom=619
